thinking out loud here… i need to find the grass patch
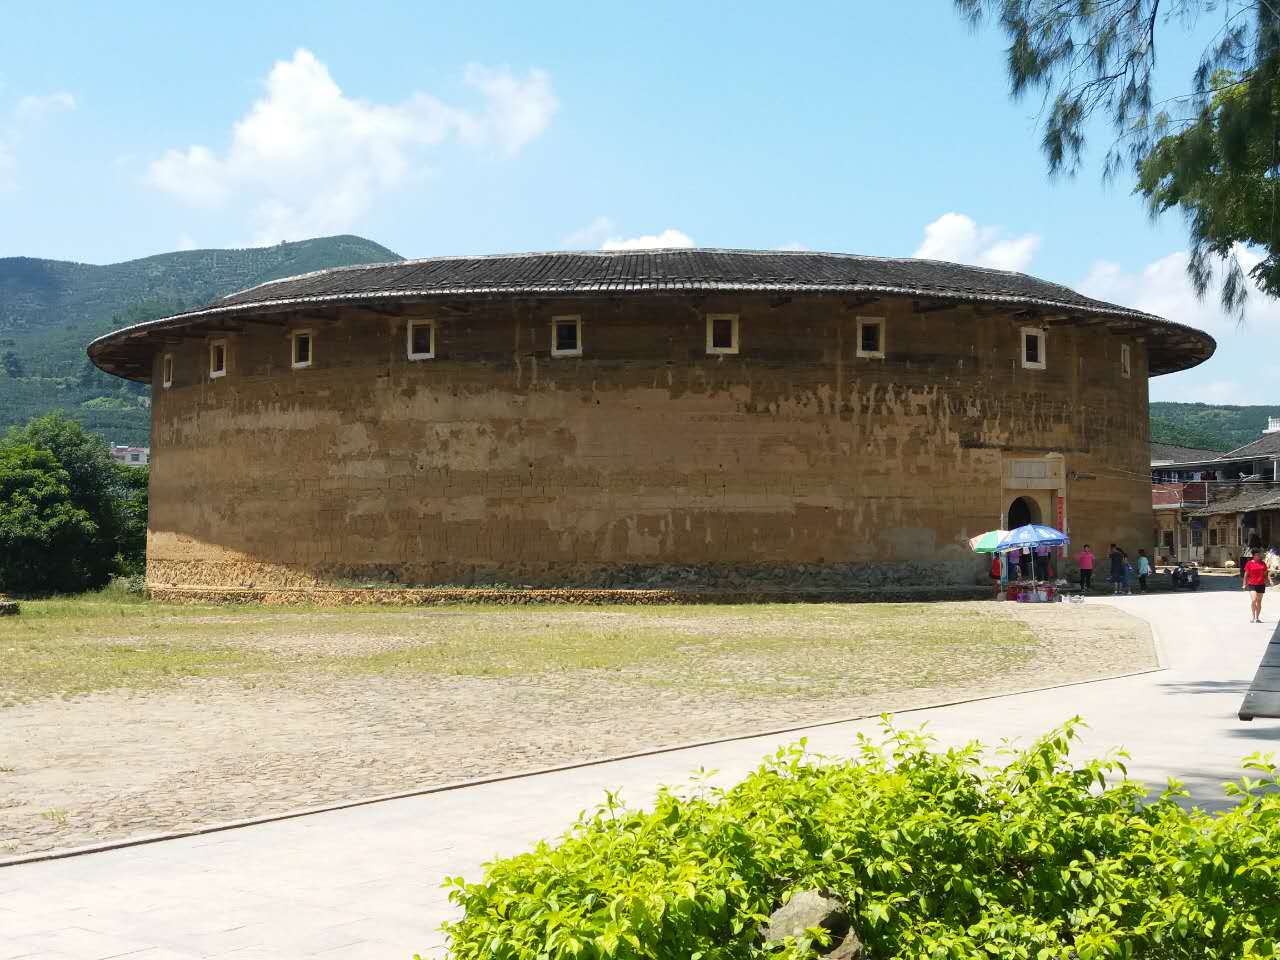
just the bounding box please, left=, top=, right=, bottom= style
left=1, top=593, right=1042, bottom=706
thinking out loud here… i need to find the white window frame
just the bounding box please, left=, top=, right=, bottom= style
left=162, top=353, right=174, bottom=389
left=855, top=316, right=886, bottom=360
left=209, top=339, right=227, bottom=379
left=705, top=313, right=740, bottom=355
left=1120, top=342, right=1131, bottom=379
left=290, top=329, right=314, bottom=370
left=551, top=315, right=583, bottom=358
left=406, top=319, right=436, bottom=360
left=1020, top=327, right=1046, bottom=370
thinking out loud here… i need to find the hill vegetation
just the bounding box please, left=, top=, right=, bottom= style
left=0, top=235, right=400, bottom=444
left=1149, top=401, right=1280, bottom=453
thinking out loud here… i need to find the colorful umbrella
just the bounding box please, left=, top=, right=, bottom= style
left=968, top=530, right=1009, bottom=554
left=997, top=523, right=1070, bottom=553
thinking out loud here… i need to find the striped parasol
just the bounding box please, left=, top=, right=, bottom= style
left=968, top=530, right=1009, bottom=554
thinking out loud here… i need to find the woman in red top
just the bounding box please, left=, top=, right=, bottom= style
left=1242, top=549, right=1271, bottom=623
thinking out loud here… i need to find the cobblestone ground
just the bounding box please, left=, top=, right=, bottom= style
left=0, top=602, right=1153, bottom=858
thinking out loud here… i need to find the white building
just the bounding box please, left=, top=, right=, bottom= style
left=110, top=444, right=149, bottom=467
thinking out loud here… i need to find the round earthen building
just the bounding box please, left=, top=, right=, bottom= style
left=88, top=249, right=1215, bottom=595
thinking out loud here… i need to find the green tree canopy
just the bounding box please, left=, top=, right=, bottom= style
left=1138, top=69, right=1280, bottom=309
left=1, top=412, right=146, bottom=589
left=956, top=0, right=1280, bottom=315
left=0, top=444, right=97, bottom=596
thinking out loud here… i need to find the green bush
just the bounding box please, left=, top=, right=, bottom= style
left=441, top=721, right=1280, bottom=960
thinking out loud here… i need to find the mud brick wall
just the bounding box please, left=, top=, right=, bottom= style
left=145, top=294, right=1152, bottom=590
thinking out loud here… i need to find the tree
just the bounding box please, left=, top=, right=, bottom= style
left=1, top=351, right=23, bottom=379
left=3, top=412, right=126, bottom=588
left=114, top=464, right=149, bottom=576
left=0, top=444, right=97, bottom=596
left=956, top=0, right=1280, bottom=315
left=1137, top=69, right=1280, bottom=308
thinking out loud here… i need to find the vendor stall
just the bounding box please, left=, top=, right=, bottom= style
left=991, top=523, right=1071, bottom=602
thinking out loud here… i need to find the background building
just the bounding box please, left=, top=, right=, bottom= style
left=109, top=444, right=149, bottom=468
left=88, top=249, right=1215, bottom=594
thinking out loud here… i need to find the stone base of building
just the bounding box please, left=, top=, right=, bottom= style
left=148, top=584, right=993, bottom=606
left=146, top=557, right=986, bottom=593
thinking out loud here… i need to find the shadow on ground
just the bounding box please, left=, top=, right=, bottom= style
left=1156, top=679, right=1250, bottom=695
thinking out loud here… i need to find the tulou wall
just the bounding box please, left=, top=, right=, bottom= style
left=145, top=295, right=1152, bottom=591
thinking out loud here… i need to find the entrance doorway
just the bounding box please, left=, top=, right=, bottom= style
left=1007, top=496, right=1041, bottom=529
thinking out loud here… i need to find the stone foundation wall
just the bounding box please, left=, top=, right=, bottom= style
left=146, top=294, right=1153, bottom=591
left=148, top=585, right=994, bottom=606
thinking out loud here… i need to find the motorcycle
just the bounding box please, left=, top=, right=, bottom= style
left=1170, top=563, right=1201, bottom=590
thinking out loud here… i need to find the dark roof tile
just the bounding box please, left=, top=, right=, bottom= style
left=88, top=248, right=1217, bottom=380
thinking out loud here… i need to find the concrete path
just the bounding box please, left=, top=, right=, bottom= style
left=3, top=590, right=1277, bottom=960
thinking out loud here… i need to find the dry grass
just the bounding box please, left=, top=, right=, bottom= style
left=0, top=593, right=1036, bottom=706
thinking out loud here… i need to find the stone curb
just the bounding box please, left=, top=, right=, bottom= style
left=0, top=627, right=1164, bottom=870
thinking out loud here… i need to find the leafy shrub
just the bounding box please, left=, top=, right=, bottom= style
left=442, top=721, right=1280, bottom=960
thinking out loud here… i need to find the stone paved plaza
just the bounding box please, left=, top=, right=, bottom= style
left=2, top=590, right=1276, bottom=959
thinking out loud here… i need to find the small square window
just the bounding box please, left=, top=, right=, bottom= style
left=209, top=340, right=227, bottom=379
left=705, top=314, right=739, bottom=354
left=407, top=319, right=435, bottom=360
left=855, top=317, right=885, bottom=359
left=129, top=453, right=140, bottom=463
left=1020, top=327, right=1046, bottom=370
left=162, top=353, right=174, bottom=389
left=551, top=315, right=582, bottom=357
left=1120, top=343, right=1131, bottom=378
left=291, top=330, right=313, bottom=369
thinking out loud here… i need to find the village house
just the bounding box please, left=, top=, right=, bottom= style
left=1150, top=417, right=1280, bottom=483
left=1150, top=418, right=1280, bottom=565
left=1151, top=481, right=1209, bottom=565
left=109, top=444, right=150, bottom=468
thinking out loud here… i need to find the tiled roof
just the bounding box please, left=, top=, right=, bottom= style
left=1191, top=482, right=1280, bottom=517
left=87, top=248, right=1217, bottom=380
left=1150, top=442, right=1225, bottom=465
left=1221, top=431, right=1280, bottom=461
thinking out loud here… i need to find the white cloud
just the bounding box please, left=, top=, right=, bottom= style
left=562, top=216, right=616, bottom=248
left=0, top=89, right=76, bottom=191
left=775, top=242, right=809, bottom=252
left=175, top=233, right=198, bottom=251
left=147, top=49, right=557, bottom=244
left=1076, top=246, right=1280, bottom=336
left=14, top=91, right=75, bottom=121
left=914, top=212, right=1041, bottom=272
left=462, top=64, right=557, bottom=155
left=601, top=228, right=695, bottom=251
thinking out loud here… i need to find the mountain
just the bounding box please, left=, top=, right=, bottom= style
left=0, top=235, right=401, bottom=444
left=1149, top=402, right=1280, bottom=453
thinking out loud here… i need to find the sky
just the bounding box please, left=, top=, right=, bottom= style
left=0, top=1, right=1275, bottom=404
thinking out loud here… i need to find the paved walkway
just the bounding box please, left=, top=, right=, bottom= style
left=3, top=591, right=1276, bottom=960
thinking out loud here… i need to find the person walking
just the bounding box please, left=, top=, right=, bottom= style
left=1109, top=544, right=1125, bottom=595
left=1136, top=549, right=1150, bottom=593
left=1077, top=544, right=1095, bottom=592
left=1243, top=548, right=1271, bottom=623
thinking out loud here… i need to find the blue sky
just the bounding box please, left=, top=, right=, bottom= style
left=1, top=1, right=1275, bottom=404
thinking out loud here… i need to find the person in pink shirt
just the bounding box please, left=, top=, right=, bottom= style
left=1076, top=544, right=1095, bottom=592
left=1243, top=548, right=1271, bottom=623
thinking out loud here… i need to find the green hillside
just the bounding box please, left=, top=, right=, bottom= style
left=0, top=235, right=401, bottom=444
left=1149, top=402, right=1280, bottom=453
